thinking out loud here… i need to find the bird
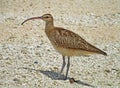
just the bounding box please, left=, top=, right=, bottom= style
left=21, top=14, right=107, bottom=80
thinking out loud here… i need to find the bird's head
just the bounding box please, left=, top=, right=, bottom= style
left=41, top=14, right=53, bottom=22
left=21, top=14, right=53, bottom=25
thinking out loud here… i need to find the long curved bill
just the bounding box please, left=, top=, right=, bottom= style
left=21, top=16, right=41, bottom=25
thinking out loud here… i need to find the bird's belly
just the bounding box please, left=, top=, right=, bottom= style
left=54, top=46, right=95, bottom=56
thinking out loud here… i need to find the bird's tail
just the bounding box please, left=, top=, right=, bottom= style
left=99, top=50, right=107, bottom=56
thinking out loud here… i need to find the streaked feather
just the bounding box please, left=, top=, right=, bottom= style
left=46, top=27, right=107, bottom=55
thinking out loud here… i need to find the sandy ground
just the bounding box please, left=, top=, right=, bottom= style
left=0, top=0, right=120, bottom=88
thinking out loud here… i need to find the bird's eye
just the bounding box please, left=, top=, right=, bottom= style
left=45, top=16, right=49, bottom=18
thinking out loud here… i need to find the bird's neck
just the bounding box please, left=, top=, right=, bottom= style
left=45, top=20, right=54, bottom=30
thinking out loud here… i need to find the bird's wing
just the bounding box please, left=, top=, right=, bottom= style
left=50, top=27, right=106, bottom=55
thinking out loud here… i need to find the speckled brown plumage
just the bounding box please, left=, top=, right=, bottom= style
left=42, top=14, right=107, bottom=56
left=46, top=27, right=107, bottom=56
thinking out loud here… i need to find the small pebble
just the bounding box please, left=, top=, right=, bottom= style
left=34, top=61, right=38, bottom=64
left=69, top=78, right=76, bottom=84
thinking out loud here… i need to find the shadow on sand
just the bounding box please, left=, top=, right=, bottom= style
left=19, top=67, right=96, bottom=88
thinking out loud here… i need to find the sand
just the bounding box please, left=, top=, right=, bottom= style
left=0, top=0, right=120, bottom=88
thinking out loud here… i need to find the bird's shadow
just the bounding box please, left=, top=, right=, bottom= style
left=19, top=67, right=96, bottom=88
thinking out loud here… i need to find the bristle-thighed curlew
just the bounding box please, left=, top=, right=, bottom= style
left=21, top=14, right=107, bottom=80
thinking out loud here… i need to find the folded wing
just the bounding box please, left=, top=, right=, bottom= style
left=50, top=27, right=107, bottom=55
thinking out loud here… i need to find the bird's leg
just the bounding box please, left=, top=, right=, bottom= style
left=57, top=56, right=66, bottom=79
left=65, top=56, right=70, bottom=80
left=60, top=56, right=66, bottom=74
